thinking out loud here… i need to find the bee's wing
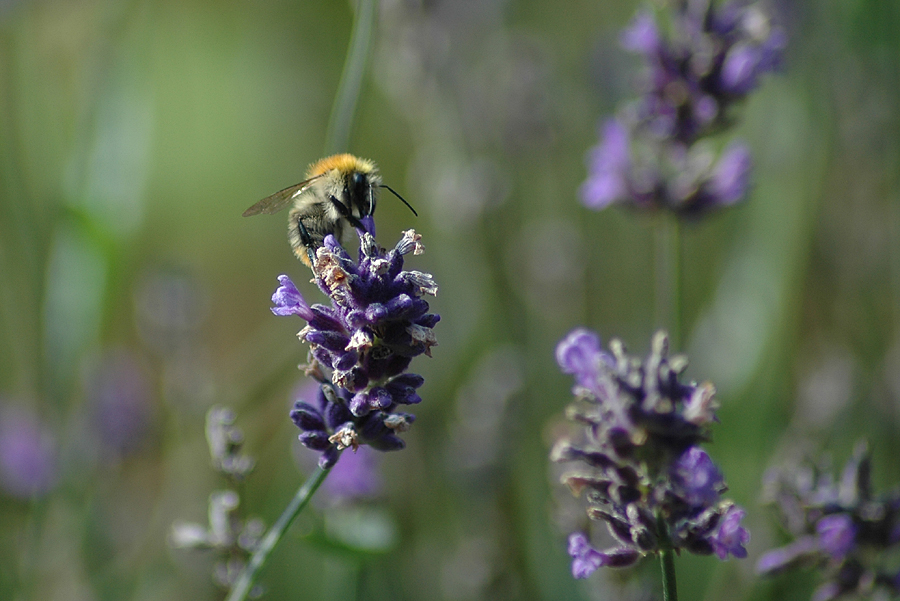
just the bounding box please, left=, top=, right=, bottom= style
left=242, top=175, right=322, bottom=217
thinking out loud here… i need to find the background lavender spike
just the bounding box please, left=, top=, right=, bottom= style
left=581, top=0, right=784, bottom=215
left=552, top=328, right=748, bottom=579
left=757, top=441, right=900, bottom=601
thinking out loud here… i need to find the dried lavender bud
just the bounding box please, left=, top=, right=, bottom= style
left=205, top=407, right=255, bottom=479
left=170, top=489, right=264, bottom=596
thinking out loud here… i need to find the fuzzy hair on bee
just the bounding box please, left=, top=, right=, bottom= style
left=243, top=154, right=415, bottom=268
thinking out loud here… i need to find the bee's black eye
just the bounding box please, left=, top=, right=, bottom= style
left=349, top=172, right=370, bottom=215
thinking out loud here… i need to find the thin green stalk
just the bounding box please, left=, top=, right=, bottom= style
left=324, top=0, right=378, bottom=155
left=657, top=512, right=679, bottom=601
left=654, top=213, right=682, bottom=349
left=659, top=546, right=679, bottom=601
left=225, top=464, right=333, bottom=601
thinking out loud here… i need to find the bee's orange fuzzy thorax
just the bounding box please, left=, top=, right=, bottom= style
left=307, top=154, right=377, bottom=178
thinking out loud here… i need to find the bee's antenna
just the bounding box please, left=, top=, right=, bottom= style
left=380, top=185, right=418, bottom=217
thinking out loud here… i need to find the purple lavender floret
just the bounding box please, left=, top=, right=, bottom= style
left=757, top=441, right=900, bottom=600
left=275, top=229, right=438, bottom=468
left=581, top=0, right=783, bottom=216
left=552, top=329, right=748, bottom=577
left=671, top=446, right=725, bottom=508
left=0, top=404, right=57, bottom=498
left=625, top=1, right=785, bottom=144
left=290, top=384, right=414, bottom=469
left=710, top=505, right=750, bottom=560
left=567, top=532, right=640, bottom=579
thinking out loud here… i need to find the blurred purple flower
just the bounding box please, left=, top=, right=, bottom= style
left=85, top=350, right=155, bottom=457
left=623, top=1, right=784, bottom=143
left=620, top=11, right=659, bottom=55
left=755, top=536, right=818, bottom=574
left=321, top=444, right=382, bottom=502
left=721, top=24, right=787, bottom=95
left=707, top=143, right=753, bottom=207
left=581, top=0, right=783, bottom=216
left=758, top=441, right=900, bottom=600
left=0, top=404, right=57, bottom=498
left=552, top=329, right=746, bottom=577
left=710, top=505, right=750, bottom=560
left=816, top=514, right=855, bottom=560
left=580, top=119, right=632, bottom=210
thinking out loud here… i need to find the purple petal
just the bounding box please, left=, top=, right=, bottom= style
left=620, top=11, right=659, bottom=55
left=290, top=402, right=325, bottom=431
left=672, top=446, right=724, bottom=507
left=755, top=536, right=817, bottom=574
left=271, top=275, right=314, bottom=320
left=816, top=514, right=856, bottom=559
left=321, top=444, right=382, bottom=501
left=710, top=505, right=750, bottom=560
left=721, top=42, right=761, bottom=94
left=567, top=532, right=605, bottom=579
left=0, top=406, right=57, bottom=498
left=318, top=446, right=340, bottom=469
left=304, top=330, right=351, bottom=354
left=555, top=328, right=611, bottom=390
left=811, top=582, right=842, bottom=601
left=580, top=119, right=632, bottom=210
left=708, top=143, right=752, bottom=206
left=359, top=215, right=376, bottom=237
left=298, top=431, right=331, bottom=451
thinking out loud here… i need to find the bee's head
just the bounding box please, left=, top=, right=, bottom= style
left=349, top=170, right=375, bottom=217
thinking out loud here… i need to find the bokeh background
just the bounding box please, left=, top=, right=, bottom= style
left=1, top=0, right=899, bottom=599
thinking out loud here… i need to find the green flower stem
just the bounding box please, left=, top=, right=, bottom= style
left=657, top=512, right=679, bottom=601
left=225, top=464, right=333, bottom=601
left=324, top=0, right=379, bottom=155
left=654, top=212, right=682, bottom=349
left=659, top=546, right=679, bottom=601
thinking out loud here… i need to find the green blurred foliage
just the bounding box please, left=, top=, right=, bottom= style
left=1, top=0, right=899, bottom=600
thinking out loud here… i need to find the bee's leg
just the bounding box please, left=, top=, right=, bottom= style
left=296, top=217, right=317, bottom=266
left=328, top=195, right=365, bottom=230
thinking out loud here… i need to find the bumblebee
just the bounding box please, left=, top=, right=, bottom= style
left=243, top=154, right=414, bottom=266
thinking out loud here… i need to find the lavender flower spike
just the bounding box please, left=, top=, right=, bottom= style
left=278, top=228, right=439, bottom=468
left=552, top=329, right=748, bottom=578
left=757, top=441, right=900, bottom=600
left=580, top=0, right=784, bottom=216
